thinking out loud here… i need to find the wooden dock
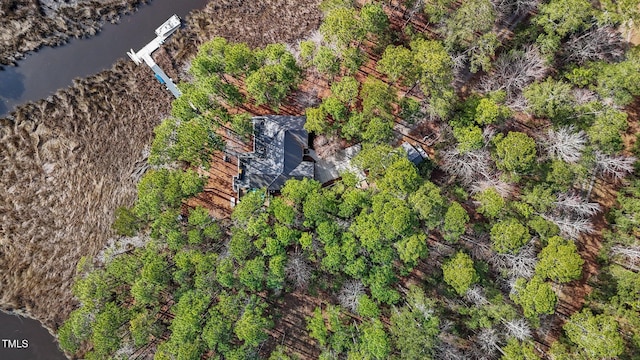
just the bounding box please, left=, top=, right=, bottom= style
left=127, top=15, right=182, bottom=98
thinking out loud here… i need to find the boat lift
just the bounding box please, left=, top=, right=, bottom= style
left=127, top=14, right=182, bottom=98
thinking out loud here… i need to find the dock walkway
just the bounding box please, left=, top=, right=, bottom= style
left=127, top=15, right=182, bottom=98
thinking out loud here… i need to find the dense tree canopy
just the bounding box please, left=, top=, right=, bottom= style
left=501, top=339, right=541, bottom=360
left=534, top=0, right=594, bottom=37
left=411, top=38, right=456, bottom=118
left=245, top=44, right=301, bottom=109
left=377, top=45, right=415, bottom=85
left=474, top=187, right=506, bottom=219
left=134, top=169, right=204, bottom=221
left=511, top=276, right=558, bottom=319
left=442, top=201, right=470, bottom=243
left=389, top=286, right=440, bottom=359
left=442, top=0, right=495, bottom=49
left=524, top=78, right=574, bottom=122
left=58, top=2, right=640, bottom=358
left=409, top=181, right=446, bottom=230
left=491, top=218, right=530, bottom=254
left=320, top=6, right=364, bottom=48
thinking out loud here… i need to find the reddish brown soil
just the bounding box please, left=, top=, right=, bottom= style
left=181, top=2, right=640, bottom=357
left=536, top=97, right=640, bottom=350
left=186, top=127, right=253, bottom=219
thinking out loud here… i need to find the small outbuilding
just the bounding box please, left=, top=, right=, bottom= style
left=401, top=142, right=428, bottom=166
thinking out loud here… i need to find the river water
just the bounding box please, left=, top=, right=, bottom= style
left=0, top=0, right=210, bottom=358
left=0, top=0, right=210, bottom=117
left=0, top=311, right=67, bottom=360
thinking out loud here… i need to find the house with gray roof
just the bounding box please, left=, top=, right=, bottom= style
left=233, top=116, right=314, bottom=194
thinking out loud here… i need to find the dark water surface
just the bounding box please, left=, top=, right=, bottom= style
left=0, top=0, right=210, bottom=116
left=0, top=311, right=66, bottom=360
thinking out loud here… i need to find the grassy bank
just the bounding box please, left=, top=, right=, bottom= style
left=0, top=0, right=149, bottom=65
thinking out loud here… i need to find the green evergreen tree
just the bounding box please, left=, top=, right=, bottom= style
left=564, top=309, right=625, bottom=359
left=443, top=252, right=479, bottom=295
left=510, top=276, right=557, bottom=319
left=536, top=236, right=584, bottom=283
left=491, top=218, right=530, bottom=254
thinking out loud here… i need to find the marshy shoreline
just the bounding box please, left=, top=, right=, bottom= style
left=0, top=0, right=149, bottom=66
left=0, top=0, right=322, bottom=352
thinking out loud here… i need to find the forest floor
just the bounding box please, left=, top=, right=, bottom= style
left=539, top=99, right=640, bottom=349
left=261, top=290, right=324, bottom=359
left=207, top=2, right=640, bottom=356
left=0, top=0, right=322, bottom=334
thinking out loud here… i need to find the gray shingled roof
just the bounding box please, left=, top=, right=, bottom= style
left=238, top=116, right=314, bottom=191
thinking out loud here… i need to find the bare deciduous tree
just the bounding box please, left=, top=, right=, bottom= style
left=295, top=88, right=321, bottom=108
left=451, top=51, right=469, bottom=84
left=595, top=152, right=636, bottom=181
left=504, top=318, right=532, bottom=341
left=541, top=189, right=603, bottom=240
left=573, top=88, right=598, bottom=105
left=465, top=285, right=489, bottom=306
left=307, top=30, right=324, bottom=46
left=542, top=214, right=595, bottom=240
left=434, top=341, right=467, bottom=360
left=285, top=253, right=312, bottom=290
left=477, top=327, right=500, bottom=355
left=335, top=217, right=352, bottom=230
left=440, top=148, right=494, bottom=186
left=439, top=319, right=456, bottom=334
left=462, top=234, right=494, bottom=262
left=555, top=192, right=601, bottom=217
left=401, top=0, right=425, bottom=27
left=337, top=279, right=364, bottom=313
left=479, top=46, right=547, bottom=107
left=483, top=126, right=498, bottom=145
left=492, top=0, right=539, bottom=18
left=611, top=245, right=640, bottom=271
left=507, top=247, right=538, bottom=279
left=114, top=342, right=136, bottom=359
left=471, top=177, right=515, bottom=197
left=506, top=277, right=519, bottom=295
left=450, top=51, right=469, bottom=72
left=314, top=134, right=343, bottom=158
left=541, top=126, right=587, bottom=163
left=563, top=25, right=624, bottom=65
left=583, top=152, right=636, bottom=200
left=490, top=244, right=538, bottom=279
left=285, top=42, right=301, bottom=63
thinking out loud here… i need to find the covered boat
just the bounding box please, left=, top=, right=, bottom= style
left=155, top=14, right=181, bottom=38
